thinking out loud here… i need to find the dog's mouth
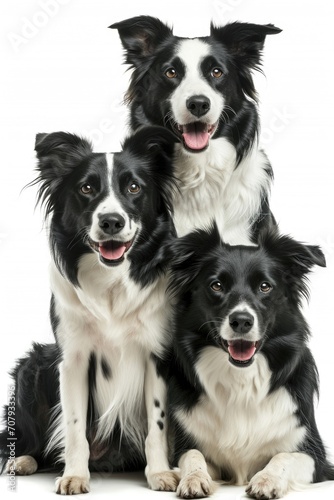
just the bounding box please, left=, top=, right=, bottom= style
left=174, top=122, right=218, bottom=152
left=222, top=339, right=261, bottom=368
left=88, top=238, right=134, bottom=266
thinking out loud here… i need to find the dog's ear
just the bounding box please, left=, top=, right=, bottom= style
left=109, top=16, right=173, bottom=67
left=33, top=132, right=93, bottom=215
left=211, top=21, right=281, bottom=63
left=260, top=230, right=326, bottom=302
left=211, top=22, right=281, bottom=99
left=168, top=224, right=221, bottom=296
left=261, top=231, right=326, bottom=271
left=35, top=132, right=93, bottom=173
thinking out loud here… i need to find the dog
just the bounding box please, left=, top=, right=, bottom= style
left=110, top=16, right=281, bottom=244
left=163, top=224, right=334, bottom=498
left=0, top=126, right=181, bottom=493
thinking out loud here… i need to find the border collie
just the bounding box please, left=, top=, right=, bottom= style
left=0, top=126, right=180, bottom=493
left=165, top=225, right=334, bottom=498
left=110, top=16, right=281, bottom=243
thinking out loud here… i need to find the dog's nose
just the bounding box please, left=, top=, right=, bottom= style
left=186, top=95, right=211, bottom=118
left=229, top=311, right=254, bottom=334
left=98, top=213, right=125, bottom=235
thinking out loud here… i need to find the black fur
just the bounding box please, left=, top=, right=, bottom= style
left=165, top=225, right=334, bottom=484
left=0, top=126, right=177, bottom=475
left=110, top=16, right=281, bottom=164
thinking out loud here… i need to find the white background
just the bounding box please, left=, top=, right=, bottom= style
left=1, top=0, right=334, bottom=498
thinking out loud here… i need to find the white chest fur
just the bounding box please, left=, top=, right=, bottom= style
left=49, top=255, right=171, bottom=445
left=173, top=139, right=271, bottom=245
left=175, top=347, right=306, bottom=485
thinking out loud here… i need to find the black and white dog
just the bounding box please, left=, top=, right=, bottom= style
left=110, top=16, right=281, bottom=243
left=0, top=127, right=180, bottom=493
left=165, top=225, right=334, bottom=498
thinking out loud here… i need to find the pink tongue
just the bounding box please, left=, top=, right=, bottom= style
left=99, top=243, right=126, bottom=261
left=183, top=130, right=210, bottom=150
left=228, top=340, right=256, bottom=362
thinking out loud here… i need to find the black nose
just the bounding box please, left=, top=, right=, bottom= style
left=98, top=213, right=125, bottom=235
left=186, top=95, right=211, bottom=118
left=229, top=311, right=254, bottom=334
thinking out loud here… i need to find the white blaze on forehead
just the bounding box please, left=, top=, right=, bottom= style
left=171, top=38, right=224, bottom=125
left=96, top=153, right=123, bottom=214
left=177, top=38, right=211, bottom=79
left=106, top=153, right=114, bottom=191
left=89, top=153, right=135, bottom=243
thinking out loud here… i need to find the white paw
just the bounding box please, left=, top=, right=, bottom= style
left=55, top=475, right=90, bottom=495
left=177, top=471, right=217, bottom=498
left=6, top=455, right=38, bottom=475
left=246, top=471, right=288, bottom=499
left=147, top=470, right=180, bottom=491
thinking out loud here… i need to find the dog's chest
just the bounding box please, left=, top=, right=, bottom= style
left=173, top=139, right=270, bottom=244
left=176, top=349, right=306, bottom=484
left=51, top=256, right=170, bottom=354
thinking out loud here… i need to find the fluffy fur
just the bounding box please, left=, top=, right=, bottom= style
left=163, top=225, right=334, bottom=498
left=110, top=16, right=281, bottom=243
left=0, top=126, right=180, bottom=493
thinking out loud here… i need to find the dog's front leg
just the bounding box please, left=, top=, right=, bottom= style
left=177, top=449, right=219, bottom=498
left=55, top=355, right=90, bottom=495
left=144, top=356, right=180, bottom=491
left=246, top=452, right=315, bottom=499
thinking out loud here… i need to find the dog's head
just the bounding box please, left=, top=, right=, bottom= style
left=169, top=225, right=325, bottom=368
left=34, top=126, right=176, bottom=283
left=110, top=16, right=281, bottom=155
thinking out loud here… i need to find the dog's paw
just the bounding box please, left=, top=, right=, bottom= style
left=147, top=470, right=180, bottom=491
left=55, top=475, right=90, bottom=495
left=177, top=471, right=217, bottom=498
left=246, top=471, right=288, bottom=499
left=6, top=455, right=38, bottom=475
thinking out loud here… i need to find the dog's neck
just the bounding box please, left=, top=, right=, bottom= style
left=172, top=138, right=271, bottom=244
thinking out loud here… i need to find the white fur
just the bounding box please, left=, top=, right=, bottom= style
left=176, top=347, right=310, bottom=486
left=89, top=153, right=139, bottom=244
left=171, top=39, right=224, bottom=126
left=48, top=153, right=173, bottom=493
left=173, top=139, right=270, bottom=245
left=167, top=39, right=271, bottom=245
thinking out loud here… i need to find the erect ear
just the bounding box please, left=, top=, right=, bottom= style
left=33, top=132, right=93, bottom=213
left=168, top=224, right=221, bottom=296
left=109, top=15, right=173, bottom=67
left=211, top=21, right=282, bottom=70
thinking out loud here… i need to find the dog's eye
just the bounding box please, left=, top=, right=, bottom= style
left=128, top=182, right=141, bottom=194
left=260, top=282, right=272, bottom=293
left=211, top=68, right=223, bottom=79
left=165, top=68, right=177, bottom=79
left=80, top=184, right=93, bottom=195
left=211, top=281, right=223, bottom=292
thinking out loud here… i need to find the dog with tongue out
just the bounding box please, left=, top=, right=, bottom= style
left=111, top=16, right=281, bottom=243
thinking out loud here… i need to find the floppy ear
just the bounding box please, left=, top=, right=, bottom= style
left=109, top=16, right=173, bottom=67
left=260, top=231, right=326, bottom=271
left=33, top=132, right=93, bottom=215
left=35, top=131, right=93, bottom=174
left=168, top=224, right=221, bottom=296
left=260, top=230, right=326, bottom=302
